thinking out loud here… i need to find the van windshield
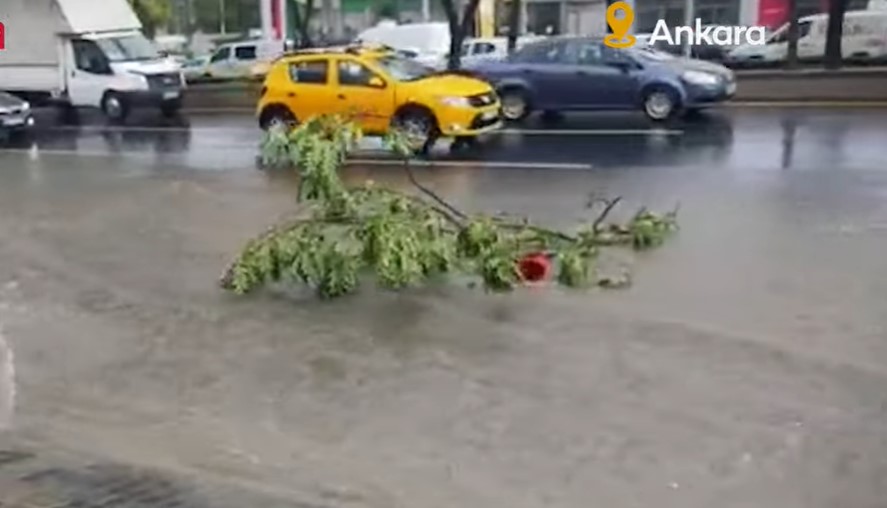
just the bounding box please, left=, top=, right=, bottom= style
left=374, top=55, right=434, bottom=81
left=95, top=34, right=160, bottom=62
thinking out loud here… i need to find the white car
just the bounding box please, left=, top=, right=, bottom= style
left=728, top=10, right=887, bottom=66
left=202, top=40, right=284, bottom=80
left=461, top=36, right=547, bottom=66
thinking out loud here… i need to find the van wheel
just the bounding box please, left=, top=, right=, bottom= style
left=259, top=106, right=297, bottom=130
left=392, top=107, right=438, bottom=155
left=642, top=87, right=679, bottom=121
left=101, top=92, right=129, bottom=123
left=160, top=100, right=182, bottom=118
left=499, top=88, right=531, bottom=122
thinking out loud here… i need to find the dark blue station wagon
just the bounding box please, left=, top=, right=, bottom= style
left=469, top=36, right=737, bottom=122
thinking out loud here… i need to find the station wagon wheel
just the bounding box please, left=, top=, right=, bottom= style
left=642, top=87, right=679, bottom=121
left=498, top=88, right=531, bottom=122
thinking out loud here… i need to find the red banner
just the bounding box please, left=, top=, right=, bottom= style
left=271, top=0, right=282, bottom=40
left=757, top=0, right=789, bottom=29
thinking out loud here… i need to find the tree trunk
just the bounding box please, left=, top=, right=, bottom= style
left=506, top=0, right=520, bottom=54
left=440, top=0, right=482, bottom=70
left=785, top=0, right=799, bottom=69
left=292, top=0, right=316, bottom=47
left=823, top=0, right=848, bottom=69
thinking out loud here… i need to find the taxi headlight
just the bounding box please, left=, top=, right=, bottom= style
left=438, top=96, right=471, bottom=108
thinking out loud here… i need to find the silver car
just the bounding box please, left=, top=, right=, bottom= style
left=0, top=92, right=34, bottom=140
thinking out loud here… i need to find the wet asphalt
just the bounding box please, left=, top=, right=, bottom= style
left=0, top=107, right=887, bottom=507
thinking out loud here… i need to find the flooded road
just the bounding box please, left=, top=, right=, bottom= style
left=0, top=108, right=886, bottom=507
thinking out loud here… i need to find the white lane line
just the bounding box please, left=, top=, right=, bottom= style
left=41, top=125, right=682, bottom=136
left=349, top=158, right=593, bottom=170
left=0, top=147, right=592, bottom=170
left=501, top=128, right=683, bottom=136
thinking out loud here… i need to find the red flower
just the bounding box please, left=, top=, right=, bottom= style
left=517, top=252, right=551, bottom=283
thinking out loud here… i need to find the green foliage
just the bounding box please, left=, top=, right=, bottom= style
left=129, top=0, right=171, bottom=38
left=221, top=115, right=678, bottom=299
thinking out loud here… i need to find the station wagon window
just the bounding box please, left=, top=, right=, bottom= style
left=512, top=41, right=563, bottom=64
left=337, top=60, right=380, bottom=87
left=210, top=46, right=230, bottom=63
left=565, top=40, right=604, bottom=65
left=235, top=45, right=257, bottom=60
left=289, top=60, right=328, bottom=84
left=474, top=42, right=497, bottom=54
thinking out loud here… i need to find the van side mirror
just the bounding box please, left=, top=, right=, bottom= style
left=368, top=76, right=385, bottom=88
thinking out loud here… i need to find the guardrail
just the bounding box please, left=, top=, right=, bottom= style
left=183, top=67, right=887, bottom=111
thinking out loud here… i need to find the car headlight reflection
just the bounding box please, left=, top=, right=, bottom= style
left=682, top=70, right=720, bottom=86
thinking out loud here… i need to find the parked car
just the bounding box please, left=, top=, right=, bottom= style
left=181, top=55, right=212, bottom=82
left=469, top=36, right=736, bottom=122
left=203, top=40, right=284, bottom=80
left=355, top=22, right=452, bottom=69
left=0, top=92, right=35, bottom=140
left=727, top=10, right=887, bottom=67
left=256, top=45, right=502, bottom=151
left=461, top=36, right=548, bottom=66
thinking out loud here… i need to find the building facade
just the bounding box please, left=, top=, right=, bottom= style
left=513, top=0, right=876, bottom=38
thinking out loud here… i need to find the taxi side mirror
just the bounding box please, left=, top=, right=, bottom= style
left=368, top=76, right=385, bottom=88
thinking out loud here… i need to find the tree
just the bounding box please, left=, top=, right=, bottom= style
left=506, top=0, right=520, bottom=54
left=129, top=0, right=172, bottom=39
left=291, top=0, right=317, bottom=47
left=785, top=0, right=799, bottom=69
left=823, top=0, right=849, bottom=69
left=220, top=115, right=679, bottom=299
left=439, top=0, right=483, bottom=69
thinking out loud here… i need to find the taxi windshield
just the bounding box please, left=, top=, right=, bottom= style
left=374, top=55, right=434, bottom=82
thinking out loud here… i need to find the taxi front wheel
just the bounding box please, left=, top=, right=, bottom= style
left=259, top=106, right=297, bottom=130
left=393, top=108, right=438, bottom=155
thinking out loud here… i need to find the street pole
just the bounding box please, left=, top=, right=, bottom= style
left=219, top=0, right=227, bottom=34
left=683, top=0, right=693, bottom=57
left=422, top=0, right=431, bottom=21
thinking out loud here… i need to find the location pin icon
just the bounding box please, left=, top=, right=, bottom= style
left=604, top=1, right=636, bottom=48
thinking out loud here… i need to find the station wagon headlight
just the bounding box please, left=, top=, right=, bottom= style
left=682, top=70, right=720, bottom=86
left=438, top=96, right=471, bottom=108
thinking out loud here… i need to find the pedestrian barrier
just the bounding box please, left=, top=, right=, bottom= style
left=183, top=67, right=887, bottom=112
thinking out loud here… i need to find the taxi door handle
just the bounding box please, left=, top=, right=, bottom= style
left=287, top=92, right=296, bottom=97
left=337, top=93, right=346, bottom=100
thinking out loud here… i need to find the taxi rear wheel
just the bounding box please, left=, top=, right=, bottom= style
left=393, top=108, right=438, bottom=155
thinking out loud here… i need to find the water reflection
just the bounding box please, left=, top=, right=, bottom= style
left=0, top=326, right=15, bottom=430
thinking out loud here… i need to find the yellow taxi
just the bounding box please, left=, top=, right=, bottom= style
left=257, top=45, right=502, bottom=150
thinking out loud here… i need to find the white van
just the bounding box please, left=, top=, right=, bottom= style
left=355, top=22, right=451, bottom=68
left=728, top=10, right=887, bottom=65
left=0, top=0, right=185, bottom=122
left=202, top=40, right=284, bottom=80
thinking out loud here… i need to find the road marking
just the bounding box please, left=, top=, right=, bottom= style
left=349, top=158, right=593, bottom=170
left=41, top=124, right=682, bottom=137
left=0, top=147, right=591, bottom=170
left=728, top=101, right=887, bottom=107
left=501, top=128, right=683, bottom=136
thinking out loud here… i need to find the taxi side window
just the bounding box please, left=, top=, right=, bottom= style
left=289, top=59, right=328, bottom=84
left=337, top=60, right=380, bottom=87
